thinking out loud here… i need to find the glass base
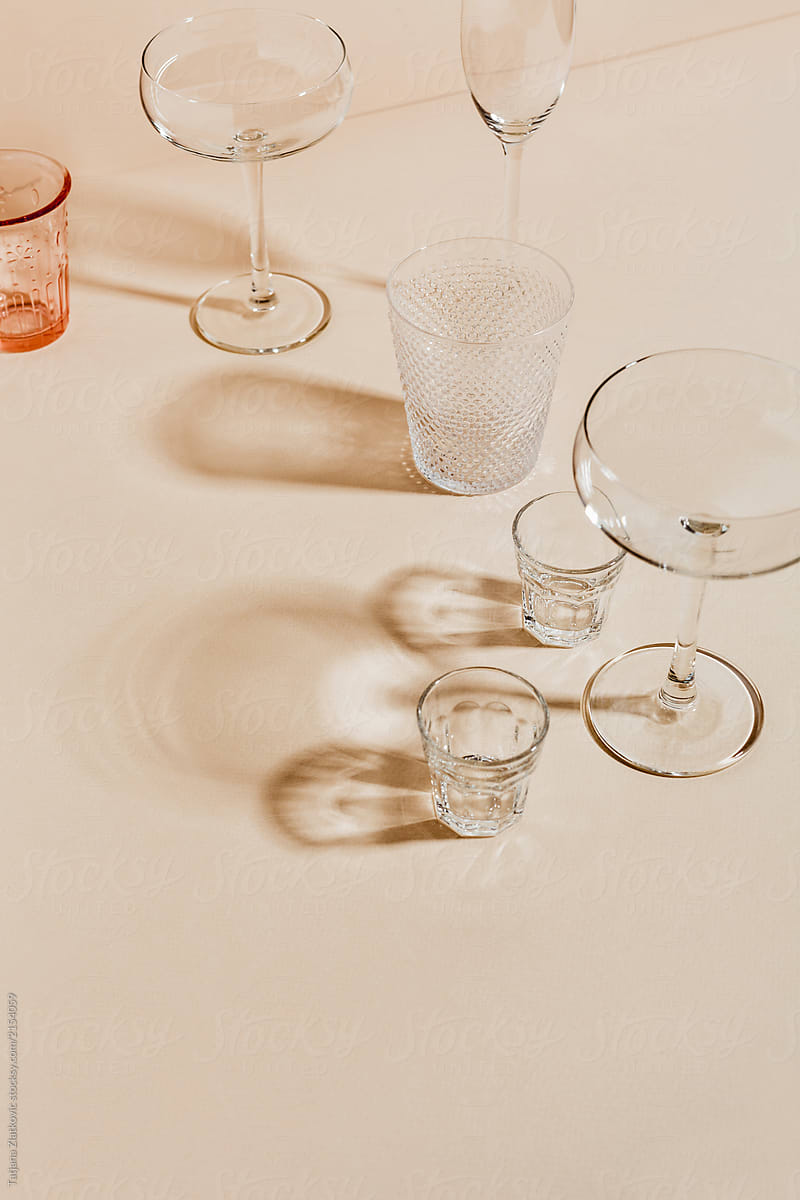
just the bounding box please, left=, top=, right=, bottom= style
left=430, top=774, right=529, bottom=837
left=581, top=643, right=764, bottom=777
left=435, top=811, right=522, bottom=837
left=433, top=800, right=523, bottom=838
left=411, top=452, right=535, bottom=496
left=0, top=302, right=67, bottom=353
left=190, top=273, right=330, bottom=354
left=524, top=619, right=600, bottom=648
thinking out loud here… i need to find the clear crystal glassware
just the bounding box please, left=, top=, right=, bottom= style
left=387, top=238, right=573, bottom=495
left=140, top=9, right=353, bottom=354
left=512, top=491, right=626, bottom=647
left=460, top=0, right=575, bottom=239
left=0, top=149, right=70, bottom=352
left=573, top=348, right=800, bottom=777
left=417, top=667, right=550, bottom=837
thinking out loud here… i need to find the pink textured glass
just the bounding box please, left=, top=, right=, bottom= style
left=0, top=150, right=71, bottom=353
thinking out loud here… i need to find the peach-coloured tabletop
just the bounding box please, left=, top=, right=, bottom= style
left=3, top=2, right=800, bottom=1195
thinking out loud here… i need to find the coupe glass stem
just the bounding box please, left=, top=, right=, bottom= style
left=502, top=142, right=524, bottom=241
left=658, top=575, right=706, bottom=710
left=242, top=159, right=276, bottom=310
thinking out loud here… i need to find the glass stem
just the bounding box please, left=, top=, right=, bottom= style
left=242, top=159, right=276, bottom=310
left=658, top=575, right=707, bottom=710
left=502, top=142, right=524, bottom=241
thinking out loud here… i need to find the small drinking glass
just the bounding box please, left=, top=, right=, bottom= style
left=0, top=149, right=70, bottom=352
left=387, top=238, right=573, bottom=495
left=417, top=666, right=549, bottom=837
left=512, top=491, right=625, bottom=646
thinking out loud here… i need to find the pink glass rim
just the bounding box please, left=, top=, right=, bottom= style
left=0, top=150, right=71, bottom=227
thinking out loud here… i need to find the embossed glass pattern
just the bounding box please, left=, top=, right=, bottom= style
left=417, top=667, right=549, bottom=837
left=387, top=239, right=573, bottom=495
left=0, top=149, right=70, bottom=353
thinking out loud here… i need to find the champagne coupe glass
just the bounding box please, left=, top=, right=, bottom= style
left=140, top=9, right=353, bottom=354
left=460, top=0, right=575, bottom=241
left=573, top=349, right=800, bottom=778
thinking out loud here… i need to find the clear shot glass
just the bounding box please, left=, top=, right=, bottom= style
left=512, top=490, right=626, bottom=647
left=0, top=149, right=71, bottom=352
left=417, top=666, right=549, bottom=837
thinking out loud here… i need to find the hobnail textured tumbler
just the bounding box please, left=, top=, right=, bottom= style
left=387, top=238, right=573, bottom=495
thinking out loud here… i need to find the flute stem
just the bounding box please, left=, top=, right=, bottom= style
left=502, top=142, right=524, bottom=241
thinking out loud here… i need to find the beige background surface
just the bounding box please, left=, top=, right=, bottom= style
left=2, top=1, right=800, bottom=1196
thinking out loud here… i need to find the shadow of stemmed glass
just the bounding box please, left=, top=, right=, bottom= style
left=267, top=743, right=459, bottom=846
left=70, top=272, right=196, bottom=309
left=69, top=177, right=387, bottom=309
left=372, top=566, right=546, bottom=655
left=152, top=371, right=438, bottom=494
left=71, top=178, right=387, bottom=290
left=68, top=582, right=461, bottom=844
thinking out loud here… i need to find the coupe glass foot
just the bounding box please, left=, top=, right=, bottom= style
left=190, top=272, right=331, bottom=354
left=581, top=643, right=764, bottom=777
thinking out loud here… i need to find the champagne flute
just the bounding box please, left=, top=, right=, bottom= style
left=461, top=0, right=575, bottom=241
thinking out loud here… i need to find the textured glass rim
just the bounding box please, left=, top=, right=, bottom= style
left=580, top=347, right=800, bottom=525
left=512, top=490, right=626, bottom=575
left=417, top=666, right=550, bottom=766
left=141, top=8, right=349, bottom=104
left=386, top=237, right=574, bottom=346
left=0, top=150, right=71, bottom=227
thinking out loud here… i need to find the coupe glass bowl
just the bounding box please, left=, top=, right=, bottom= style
left=140, top=9, right=353, bottom=353
left=573, top=348, right=800, bottom=776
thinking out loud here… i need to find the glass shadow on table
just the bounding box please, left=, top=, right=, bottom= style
left=266, top=743, right=459, bottom=846
left=152, top=372, right=438, bottom=493
left=70, top=584, right=459, bottom=844
left=69, top=586, right=403, bottom=776
left=372, top=566, right=628, bottom=724
left=71, top=179, right=385, bottom=293
left=372, top=566, right=545, bottom=654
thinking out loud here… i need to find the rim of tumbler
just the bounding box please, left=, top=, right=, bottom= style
left=0, top=150, right=71, bottom=227
left=512, top=491, right=626, bottom=575
left=580, top=348, right=800, bottom=525
left=416, top=666, right=550, bottom=767
left=140, top=9, right=349, bottom=104
left=386, top=237, right=574, bottom=347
